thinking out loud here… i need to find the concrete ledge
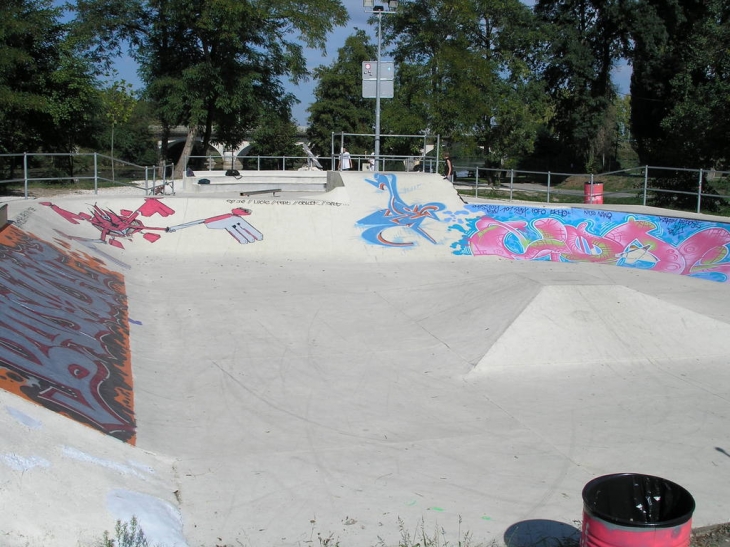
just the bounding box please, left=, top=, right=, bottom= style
left=185, top=170, right=328, bottom=193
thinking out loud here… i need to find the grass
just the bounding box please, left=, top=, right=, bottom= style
left=457, top=173, right=730, bottom=217
left=101, top=517, right=151, bottom=547
left=0, top=178, right=140, bottom=194
left=96, top=516, right=730, bottom=547
left=377, top=516, right=486, bottom=547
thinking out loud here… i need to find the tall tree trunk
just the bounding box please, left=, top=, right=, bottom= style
left=175, top=126, right=198, bottom=179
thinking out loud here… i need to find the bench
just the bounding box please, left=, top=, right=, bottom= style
left=239, top=188, right=282, bottom=197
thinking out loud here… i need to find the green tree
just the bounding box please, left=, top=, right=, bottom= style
left=534, top=0, right=630, bottom=171
left=98, top=99, right=157, bottom=166
left=72, top=0, right=348, bottom=176
left=250, top=112, right=302, bottom=169
left=613, top=93, right=638, bottom=168
left=382, top=0, right=548, bottom=166
left=0, top=0, right=101, bottom=182
left=307, top=30, right=377, bottom=161
left=0, top=0, right=72, bottom=152
left=46, top=46, right=100, bottom=152
left=630, top=0, right=730, bottom=168
left=100, top=79, right=136, bottom=179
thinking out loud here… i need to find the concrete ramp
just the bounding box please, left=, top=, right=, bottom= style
left=472, top=284, right=730, bottom=372
left=13, top=172, right=465, bottom=264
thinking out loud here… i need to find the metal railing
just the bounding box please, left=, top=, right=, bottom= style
left=0, top=153, right=174, bottom=199
left=5, top=151, right=729, bottom=217
left=455, top=165, right=730, bottom=217
left=186, top=153, right=439, bottom=174
left=186, top=154, right=319, bottom=172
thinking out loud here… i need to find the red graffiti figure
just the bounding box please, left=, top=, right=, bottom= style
left=41, top=199, right=262, bottom=248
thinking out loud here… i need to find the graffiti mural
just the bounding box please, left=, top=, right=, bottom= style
left=0, top=225, right=136, bottom=442
left=452, top=204, right=730, bottom=282
left=41, top=198, right=263, bottom=248
left=357, top=173, right=446, bottom=246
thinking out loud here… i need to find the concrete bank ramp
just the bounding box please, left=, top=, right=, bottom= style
left=10, top=172, right=464, bottom=263
left=2, top=172, right=730, bottom=546
left=473, top=284, right=730, bottom=371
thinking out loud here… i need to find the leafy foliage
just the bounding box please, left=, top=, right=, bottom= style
left=630, top=0, right=730, bottom=168
left=250, top=111, right=303, bottom=169
left=0, top=0, right=97, bottom=154
left=381, top=0, right=549, bottom=165
left=534, top=0, right=629, bottom=172
left=307, top=30, right=377, bottom=157
left=71, top=0, right=348, bottom=163
left=101, top=516, right=149, bottom=547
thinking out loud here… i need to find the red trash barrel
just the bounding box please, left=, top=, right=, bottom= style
left=584, top=182, right=604, bottom=204
left=581, top=473, right=695, bottom=547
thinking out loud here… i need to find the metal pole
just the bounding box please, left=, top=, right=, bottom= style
left=547, top=171, right=551, bottom=203
left=697, top=168, right=703, bottom=214
left=340, top=132, right=345, bottom=170
left=374, top=10, right=382, bottom=172
left=23, top=152, right=28, bottom=199
left=643, top=165, right=648, bottom=206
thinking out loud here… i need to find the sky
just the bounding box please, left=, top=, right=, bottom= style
left=65, top=0, right=631, bottom=127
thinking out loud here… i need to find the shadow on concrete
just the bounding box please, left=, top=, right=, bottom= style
left=504, top=519, right=580, bottom=547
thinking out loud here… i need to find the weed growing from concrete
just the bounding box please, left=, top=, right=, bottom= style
left=376, top=515, right=489, bottom=547
left=100, top=516, right=149, bottom=547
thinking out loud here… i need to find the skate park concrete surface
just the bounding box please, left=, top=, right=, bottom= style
left=2, top=172, right=730, bottom=546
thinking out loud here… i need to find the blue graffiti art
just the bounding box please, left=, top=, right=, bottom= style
left=357, top=173, right=446, bottom=247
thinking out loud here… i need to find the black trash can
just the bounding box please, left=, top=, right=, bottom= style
left=581, top=473, right=695, bottom=547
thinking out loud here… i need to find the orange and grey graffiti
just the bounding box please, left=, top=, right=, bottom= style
left=0, top=225, right=135, bottom=443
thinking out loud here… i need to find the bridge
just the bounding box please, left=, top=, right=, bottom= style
left=157, top=125, right=312, bottom=167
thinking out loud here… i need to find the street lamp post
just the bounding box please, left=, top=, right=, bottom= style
left=363, top=0, right=397, bottom=172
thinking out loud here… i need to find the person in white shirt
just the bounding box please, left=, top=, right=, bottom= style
left=339, top=148, right=352, bottom=171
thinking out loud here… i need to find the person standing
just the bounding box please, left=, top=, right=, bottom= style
left=339, top=148, right=352, bottom=171
left=443, top=153, right=454, bottom=182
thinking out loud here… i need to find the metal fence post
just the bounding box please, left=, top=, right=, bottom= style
left=23, top=152, right=28, bottom=199
left=643, top=165, right=649, bottom=206
left=509, top=169, right=514, bottom=201
left=475, top=167, right=479, bottom=199
left=697, top=168, right=703, bottom=214
left=93, top=153, right=98, bottom=194
left=547, top=171, right=551, bottom=203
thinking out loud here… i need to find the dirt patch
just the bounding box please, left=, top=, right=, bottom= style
left=692, top=523, right=730, bottom=547
left=1, top=186, right=91, bottom=199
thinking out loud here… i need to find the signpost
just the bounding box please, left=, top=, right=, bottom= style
left=362, top=61, right=394, bottom=99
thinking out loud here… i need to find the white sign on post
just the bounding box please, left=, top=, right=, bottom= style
left=362, top=61, right=395, bottom=98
